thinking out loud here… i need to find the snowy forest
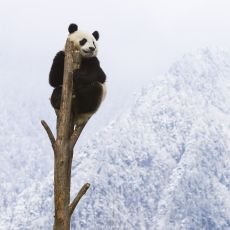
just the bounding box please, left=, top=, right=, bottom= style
left=0, top=0, right=230, bottom=229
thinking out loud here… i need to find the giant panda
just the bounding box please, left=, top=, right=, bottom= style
left=49, top=23, right=107, bottom=126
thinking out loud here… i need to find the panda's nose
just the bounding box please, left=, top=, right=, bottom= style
left=89, top=47, right=95, bottom=51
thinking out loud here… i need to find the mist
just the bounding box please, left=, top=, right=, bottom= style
left=0, top=0, right=230, bottom=120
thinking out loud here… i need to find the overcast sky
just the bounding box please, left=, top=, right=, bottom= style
left=0, top=0, right=230, bottom=123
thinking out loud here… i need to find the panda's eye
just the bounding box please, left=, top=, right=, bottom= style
left=80, top=38, right=87, bottom=46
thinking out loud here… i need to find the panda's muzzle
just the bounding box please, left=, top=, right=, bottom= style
left=83, top=47, right=95, bottom=54
left=89, top=47, right=95, bottom=51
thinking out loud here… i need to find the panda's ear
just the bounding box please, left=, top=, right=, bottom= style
left=68, top=23, right=78, bottom=33
left=92, top=31, right=99, bottom=40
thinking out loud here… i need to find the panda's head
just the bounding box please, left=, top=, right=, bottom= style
left=68, top=23, right=99, bottom=58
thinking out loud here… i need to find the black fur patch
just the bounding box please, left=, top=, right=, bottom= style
left=72, top=82, right=103, bottom=113
left=68, top=23, right=78, bottom=33
left=50, top=86, right=62, bottom=109
left=80, top=38, right=87, bottom=46
left=50, top=83, right=103, bottom=113
left=49, top=51, right=65, bottom=87
left=92, top=31, right=99, bottom=40
left=49, top=53, right=106, bottom=116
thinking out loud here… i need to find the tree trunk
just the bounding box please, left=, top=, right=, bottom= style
left=41, top=39, right=90, bottom=230
left=53, top=145, right=73, bottom=229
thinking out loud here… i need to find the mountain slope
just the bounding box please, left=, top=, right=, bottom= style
left=1, top=48, right=230, bottom=229
left=0, top=82, right=55, bottom=218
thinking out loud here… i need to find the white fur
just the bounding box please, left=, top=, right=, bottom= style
left=100, top=82, right=107, bottom=101
left=68, top=30, right=98, bottom=58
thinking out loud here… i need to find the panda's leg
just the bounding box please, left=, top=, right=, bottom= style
left=72, top=82, right=103, bottom=128
left=72, top=96, right=93, bottom=129
left=50, top=87, right=62, bottom=111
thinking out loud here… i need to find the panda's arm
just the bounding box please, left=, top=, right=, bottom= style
left=49, top=51, right=65, bottom=87
left=73, top=66, right=106, bottom=84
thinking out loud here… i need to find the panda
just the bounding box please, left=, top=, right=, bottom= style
left=49, top=23, right=107, bottom=126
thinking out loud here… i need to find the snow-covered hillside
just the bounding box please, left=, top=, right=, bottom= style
left=1, top=48, right=230, bottom=229
left=0, top=82, right=54, bottom=218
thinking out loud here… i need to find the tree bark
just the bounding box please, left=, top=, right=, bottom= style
left=42, top=39, right=90, bottom=230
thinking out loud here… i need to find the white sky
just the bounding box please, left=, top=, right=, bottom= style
left=0, top=0, right=230, bottom=123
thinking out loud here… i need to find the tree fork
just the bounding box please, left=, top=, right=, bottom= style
left=42, top=39, right=90, bottom=230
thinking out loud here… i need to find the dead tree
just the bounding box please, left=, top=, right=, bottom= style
left=41, top=39, right=90, bottom=230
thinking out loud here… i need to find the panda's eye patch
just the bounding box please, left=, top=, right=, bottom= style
left=79, top=38, right=87, bottom=46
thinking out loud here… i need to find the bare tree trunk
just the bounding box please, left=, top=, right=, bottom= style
left=41, top=39, right=90, bottom=230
